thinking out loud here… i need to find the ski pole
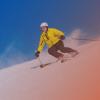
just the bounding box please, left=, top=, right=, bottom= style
left=34, top=50, right=44, bottom=68
left=38, top=57, right=44, bottom=68
left=38, top=57, right=42, bottom=65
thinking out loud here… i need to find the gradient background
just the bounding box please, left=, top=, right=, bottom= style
left=0, top=1, right=100, bottom=99
left=0, top=0, right=100, bottom=68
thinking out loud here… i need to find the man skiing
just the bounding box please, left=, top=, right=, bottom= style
left=35, top=22, right=78, bottom=62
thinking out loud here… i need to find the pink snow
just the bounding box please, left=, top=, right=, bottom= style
left=0, top=41, right=100, bottom=100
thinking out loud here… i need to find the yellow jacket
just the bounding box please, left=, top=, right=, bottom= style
left=37, top=28, right=64, bottom=52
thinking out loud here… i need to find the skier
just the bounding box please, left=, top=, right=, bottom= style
left=35, top=22, right=78, bottom=62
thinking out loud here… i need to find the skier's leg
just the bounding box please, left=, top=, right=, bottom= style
left=61, top=47, right=77, bottom=53
left=48, top=46, right=64, bottom=59
left=57, top=40, right=79, bottom=56
left=56, top=40, right=75, bottom=53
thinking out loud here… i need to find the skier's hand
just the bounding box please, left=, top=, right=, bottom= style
left=35, top=51, right=40, bottom=58
left=60, top=35, right=65, bottom=40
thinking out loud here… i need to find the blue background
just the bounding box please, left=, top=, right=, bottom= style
left=0, top=0, right=100, bottom=68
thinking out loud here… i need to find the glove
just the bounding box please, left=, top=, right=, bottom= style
left=60, top=35, right=65, bottom=40
left=35, top=51, right=40, bottom=58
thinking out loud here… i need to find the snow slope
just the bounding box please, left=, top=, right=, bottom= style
left=0, top=41, right=100, bottom=100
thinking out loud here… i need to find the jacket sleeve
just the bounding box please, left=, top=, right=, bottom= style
left=53, top=28, right=65, bottom=37
left=37, top=35, right=45, bottom=52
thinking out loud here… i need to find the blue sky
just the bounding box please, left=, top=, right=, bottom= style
left=0, top=0, right=100, bottom=67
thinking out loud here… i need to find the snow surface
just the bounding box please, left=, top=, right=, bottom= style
left=0, top=41, right=100, bottom=100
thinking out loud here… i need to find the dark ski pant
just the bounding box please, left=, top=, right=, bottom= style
left=48, top=40, right=76, bottom=58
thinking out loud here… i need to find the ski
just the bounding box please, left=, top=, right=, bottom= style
left=32, top=52, right=79, bottom=69
left=31, top=60, right=58, bottom=69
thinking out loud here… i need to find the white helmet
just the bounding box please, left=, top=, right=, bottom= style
left=40, top=22, right=48, bottom=28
